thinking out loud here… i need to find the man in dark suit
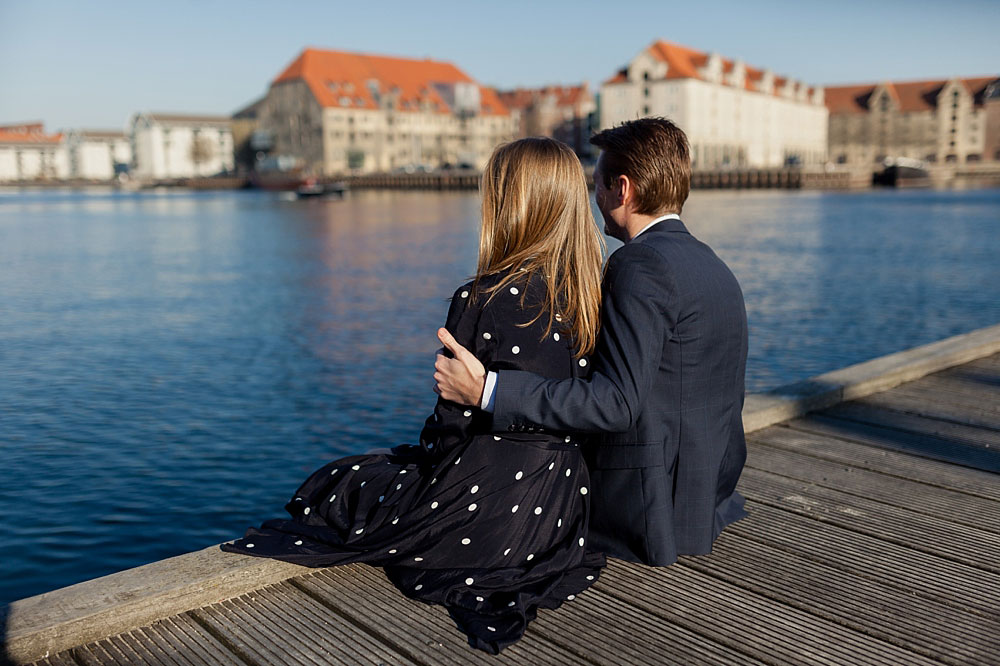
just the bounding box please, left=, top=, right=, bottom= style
left=435, top=118, right=748, bottom=566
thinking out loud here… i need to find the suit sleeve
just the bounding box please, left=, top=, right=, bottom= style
left=492, top=242, right=675, bottom=433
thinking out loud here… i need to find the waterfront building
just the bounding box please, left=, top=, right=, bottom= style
left=64, top=130, right=131, bottom=180
left=256, top=48, right=515, bottom=174
left=599, top=40, right=828, bottom=169
left=128, top=113, right=234, bottom=180
left=496, top=84, right=596, bottom=158
left=0, top=123, right=68, bottom=182
left=826, top=76, right=1000, bottom=166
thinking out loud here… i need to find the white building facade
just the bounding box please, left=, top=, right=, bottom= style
left=257, top=48, right=515, bottom=174
left=600, top=41, right=828, bottom=168
left=65, top=130, right=132, bottom=180
left=0, top=124, right=69, bottom=181
left=128, top=113, right=234, bottom=180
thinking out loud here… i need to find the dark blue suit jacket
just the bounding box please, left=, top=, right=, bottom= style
left=492, top=219, right=748, bottom=565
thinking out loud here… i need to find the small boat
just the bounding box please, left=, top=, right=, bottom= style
left=251, top=156, right=310, bottom=191
left=873, top=157, right=931, bottom=188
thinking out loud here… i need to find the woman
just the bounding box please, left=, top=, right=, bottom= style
left=222, top=138, right=607, bottom=654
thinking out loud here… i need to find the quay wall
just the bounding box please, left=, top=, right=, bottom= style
left=3, top=321, right=1000, bottom=663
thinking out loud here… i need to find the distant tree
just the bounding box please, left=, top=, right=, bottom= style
left=347, top=150, right=365, bottom=170
left=191, top=135, right=216, bottom=172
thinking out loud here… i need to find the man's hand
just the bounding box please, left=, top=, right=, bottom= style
left=434, top=328, right=486, bottom=406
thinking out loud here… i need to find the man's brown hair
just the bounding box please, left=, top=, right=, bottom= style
left=590, top=117, right=691, bottom=215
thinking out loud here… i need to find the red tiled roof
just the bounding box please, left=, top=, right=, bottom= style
left=826, top=76, right=999, bottom=114
left=272, top=48, right=509, bottom=116
left=496, top=84, right=590, bottom=111
left=0, top=123, right=62, bottom=145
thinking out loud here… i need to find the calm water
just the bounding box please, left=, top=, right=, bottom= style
left=1, top=187, right=998, bottom=604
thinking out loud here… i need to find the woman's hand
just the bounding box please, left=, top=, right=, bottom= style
left=434, top=328, right=486, bottom=406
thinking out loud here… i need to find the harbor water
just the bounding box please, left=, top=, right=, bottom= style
left=1, top=187, right=998, bottom=604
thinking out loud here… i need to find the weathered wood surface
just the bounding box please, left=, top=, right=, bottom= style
left=9, top=351, right=1000, bottom=665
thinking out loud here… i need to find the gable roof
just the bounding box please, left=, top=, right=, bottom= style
left=826, top=76, right=1000, bottom=114
left=272, top=48, right=509, bottom=116
left=496, top=84, right=590, bottom=111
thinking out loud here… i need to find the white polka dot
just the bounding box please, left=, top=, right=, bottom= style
left=295, top=540, right=303, bottom=546
left=455, top=457, right=461, bottom=465
left=511, top=504, right=519, bottom=513
left=463, top=410, right=472, bottom=417
left=548, top=462, right=555, bottom=470
left=587, top=575, right=595, bottom=580
left=330, top=469, right=338, bottom=475
left=511, top=345, right=520, bottom=354
left=555, top=314, right=563, bottom=321
left=579, top=537, right=585, bottom=547
left=526, top=553, right=534, bottom=561
left=580, top=487, right=588, bottom=495
left=468, top=503, right=477, bottom=511
left=392, top=517, right=399, bottom=524
left=504, top=548, right=512, bottom=556
left=246, top=543, right=254, bottom=548
left=295, top=497, right=302, bottom=502
left=465, top=577, right=474, bottom=585
left=567, top=594, right=576, bottom=601
left=534, top=506, right=542, bottom=515
left=462, top=538, right=471, bottom=545
left=508, top=601, right=516, bottom=607
left=396, top=484, right=402, bottom=490
left=431, top=501, right=439, bottom=509
left=494, top=435, right=501, bottom=441
left=378, top=495, right=384, bottom=502
left=431, top=478, right=437, bottom=484
left=360, top=481, right=366, bottom=487
left=414, top=557, right=424, bottom=562
left=565, top=468, right=572, bottom=477
left=509, top=287, right=519, bottom=295
left=399, top=470, right=407, bottom=474
left=329, top=494, right=336, bottom=502
left=515, top=471, right=523, bottom=480
left=557, top=518, right=563, bottom=527
left=553, top=333, right=560, bottom=341
left=460, top=290, right=469, bottom=298
left=303, top=507, right=311, bottom=515
left=476, top=595, right=484, bottom=602
left=355, top=528, right=364, bottom=534
left=389, top=549, right=397, bottom=554
left=470, top=485, right=479, bottom=494
left=565, top=436, right=572, bottom=443
left=483, top=332, right=492, bottom=340
left=415, top=584, right=423, bottom=590
left=488, top=626, right=496, bottom=632
left=352, top=465, right=360, bottom=470
left=427, top=443, right=434, bottom=449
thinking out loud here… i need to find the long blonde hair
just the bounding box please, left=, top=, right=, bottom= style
left=472, top=138, right=605, bottom=357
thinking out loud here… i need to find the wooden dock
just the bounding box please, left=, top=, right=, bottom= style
left=4, top=324, right=1000, bottom=665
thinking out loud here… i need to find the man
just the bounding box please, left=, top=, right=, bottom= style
left=435, top=118, right=748, bottom=566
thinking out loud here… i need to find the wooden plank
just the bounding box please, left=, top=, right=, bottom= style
left=739, top=468, right=1000, bottom=572
left=129, top=615, right=242, bottom=666
left=731, top=502, right=1000, bottom=617
left=25, top=655, right=79, bottom=666
left=744, top=440, right=1000, bottom=533
left=192, top=581, right=416, bottom=666
left=683, top=530, right=1000, bottom=665
left=786, top=414, right=1000, bottom=473
left=853, top=388, right=1000, bottom=430
left=296, top=565, right=573, bottom=665
left=824, top=402, right=1000, bottom=449
left=596, top=560, right=942, bottom=666
left=750, top=425, right=1000, bottom=502
left=891, top=374, right=1000, bottom=411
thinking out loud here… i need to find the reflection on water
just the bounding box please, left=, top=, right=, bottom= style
left=0, top=186, right=998, bottom=604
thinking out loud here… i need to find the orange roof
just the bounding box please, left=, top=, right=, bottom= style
left=496, top=84, right=590, bottom=111
left=272, top=48, right=508, bottom=116
left=0, top=123, right=62, bottom=145
left=826, top=76, right=999, bottom=114
left=635, top=40, right=815, bottom=96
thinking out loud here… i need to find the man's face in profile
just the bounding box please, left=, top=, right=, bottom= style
left=593, top=153, right=627, bottom=242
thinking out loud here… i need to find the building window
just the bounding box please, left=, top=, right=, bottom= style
left=643, top=105, right=650, bottom=115
left=837, top=154, right=847, bottom=164
left=966, top=154, right=981, bottom=162
left=945, top=154, right=957, bottom=162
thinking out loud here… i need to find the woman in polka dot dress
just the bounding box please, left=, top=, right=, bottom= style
left=222, top=137, right=607, bottom=654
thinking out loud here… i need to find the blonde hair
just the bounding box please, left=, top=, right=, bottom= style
left=472, top=138, right=605, bottom=357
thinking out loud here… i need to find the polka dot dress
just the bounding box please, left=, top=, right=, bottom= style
left=222, top=270, right=605, bottom=655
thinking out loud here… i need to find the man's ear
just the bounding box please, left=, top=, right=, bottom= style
left=617, top=174, right=633, bottom=209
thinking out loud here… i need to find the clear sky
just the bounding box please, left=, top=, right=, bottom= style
left=1, top=0, right=997, bottom=131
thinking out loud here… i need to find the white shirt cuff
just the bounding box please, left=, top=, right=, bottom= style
left=480, top=370, right=498, bottom=412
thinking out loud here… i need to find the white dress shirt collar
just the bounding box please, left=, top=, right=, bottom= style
left=632, top=213, right=681, bottom=240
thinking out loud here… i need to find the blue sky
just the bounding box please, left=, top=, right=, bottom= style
left=1, top=0, right=997, bottom=131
